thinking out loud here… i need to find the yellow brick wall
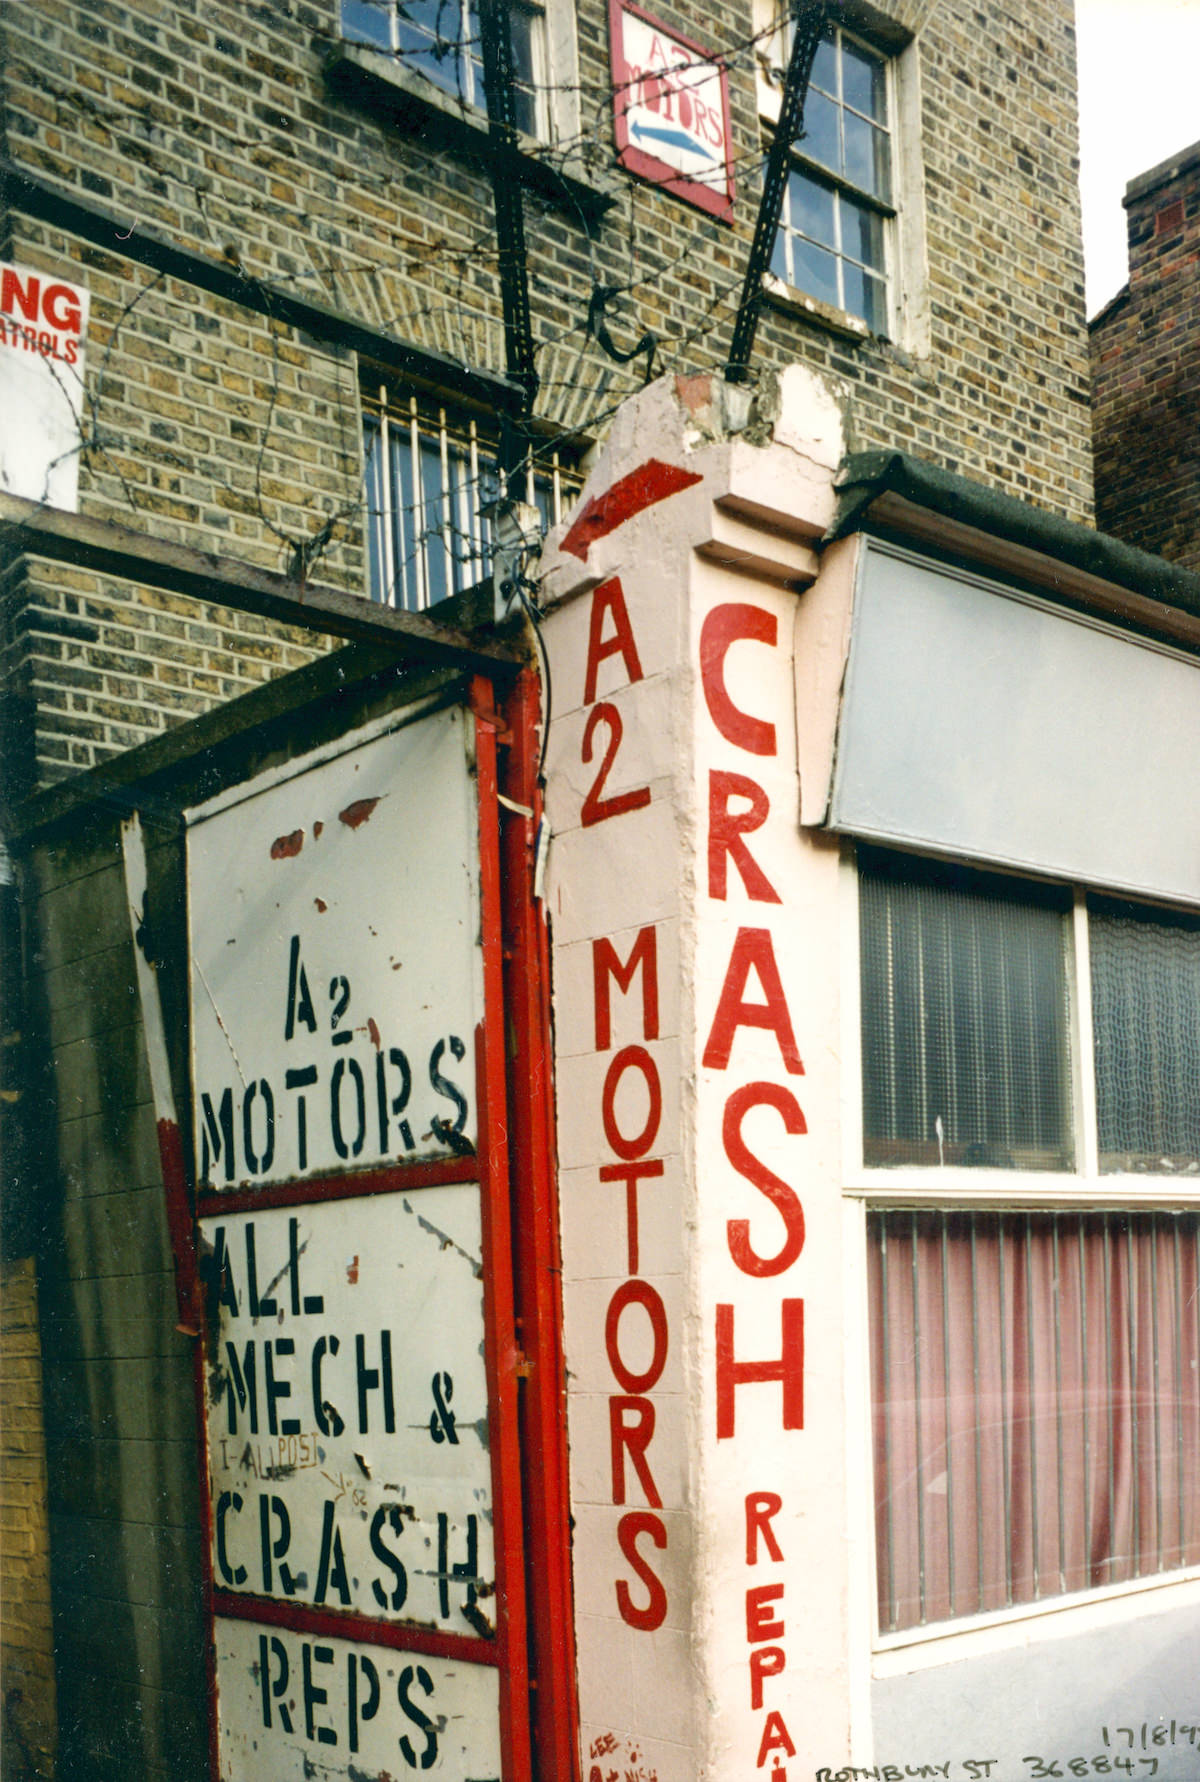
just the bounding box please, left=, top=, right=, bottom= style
left=1, top=1255, right=57, bottom=1781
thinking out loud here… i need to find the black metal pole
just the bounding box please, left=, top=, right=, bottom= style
left=725, top=0, right=831, bottom=384
left=478, top=0, right=539, bottom=481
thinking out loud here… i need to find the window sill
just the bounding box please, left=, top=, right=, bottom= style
left=871, top=1569, right=1200, bottom=1676
left=324, top=43, right=617, bottom=221
left=761, top=270, right=878, bottom=344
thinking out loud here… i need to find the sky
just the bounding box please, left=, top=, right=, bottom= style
left=1075, top=0, right=1200, bottom=315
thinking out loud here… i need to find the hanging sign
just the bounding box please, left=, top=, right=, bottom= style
left=609, top=0, right=735, bottom=221
left=0, top=261, right=89, bottom=511
left=187, top=704, right=484, bottom=1190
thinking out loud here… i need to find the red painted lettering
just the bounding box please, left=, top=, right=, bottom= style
left=584, top=576, right=644, bottom=703
left=610, top=1396, right=661, bottom=1507
left=756, top=1712, right=797, bottom=1767
left=593, top=928, right=659, bottom=1049
left=745, top=1582, right=785, bottom=1642
left=598, top=1158, right=664, bottom=1273
left=42, top=282, right=82, bottom=333
left=708, top=770, right=780, bottom=903
left=702, top=929, right=804, bottom=1075
left=723, top=1082, right=806, bottom=1277
left=601, top=1045, right=661, bottom=1160
left=715, top=1299, right=804, bottom=1439
left=1, top=268, right=39, bottom=323
left=700, top=604, right=777, bottom=755
left=615, top=1511, right=667, bottom=1631
left=749, top=1643, right=785, bottom=1710
left=606, top=1279, right=668, bottom=1393
left=581, top=703, right=651, bottom=827
left=745, top=1491, right=784, bottom=1565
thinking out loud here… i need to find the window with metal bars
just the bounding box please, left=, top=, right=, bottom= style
left=859, top=849, right=1200, bottom=1635
left=361, top=388, right=579, bottom=611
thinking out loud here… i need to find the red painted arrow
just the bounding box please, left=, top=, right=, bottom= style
left=561, top=457, right=703, bottom=560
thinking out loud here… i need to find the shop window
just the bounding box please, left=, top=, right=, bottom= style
left=341, top=0, right=548, bottom=137
left=361, top=385, right=579, bottom=610
left=858, top=847, right=1200, bottom=1636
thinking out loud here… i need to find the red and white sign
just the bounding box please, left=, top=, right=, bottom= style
left=609, top=1, right=735, bottom=222
left=0, top=262, right=89, bottom=511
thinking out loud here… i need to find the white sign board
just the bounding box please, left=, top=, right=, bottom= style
left=0, top=262, right=89, bottom=511
left=201, top=1187, right=494, bottom=1636
left=609, top=0, right=734, bottom=220
left=188, top=705, right=484, bottom=1188
left=215, top=1618, right=502, bottom=1780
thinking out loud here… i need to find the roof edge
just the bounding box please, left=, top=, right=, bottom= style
left=830, top=450, right=1200, bottom=635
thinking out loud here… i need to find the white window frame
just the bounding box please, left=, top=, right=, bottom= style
left=339, top=0, right=579, bottom=145
left=839, top=843, right=1200, bottom=1674
left=754, top=0, right=929, bottom=353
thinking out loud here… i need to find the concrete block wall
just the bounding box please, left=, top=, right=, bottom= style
left=1090, top=140, right=1200, bottom=572
left=2, top=0, right=1093, bottom=789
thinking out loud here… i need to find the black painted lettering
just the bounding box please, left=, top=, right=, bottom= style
left=369, top=1505, right=409, bottom=1612
left=215, top=1490, right=246, bottom=1585
left=259, top=1493, right=298, bottom=1596
left=285, top=1065, right=318, bottom=1172
left=436, top=1512, right=479, bottom=1623
left=289, top=1214, right=323, bottom=1315
left=397, top=1664, right=439, bottom=1770
left=242, top=1078, right=276, bottom=1175
left=259, top=1633, right=293, bottom=1733
left=245, top=1224, right=278, bottom=1319
left=265, top=1338, right=300, bottom=1436
left=348, top=1651, right=381, bottom=1755
left=312, top=1335, right=345, bottom=1437
left=303, top=1642, right=337, bottom=1745
left=314, top=1499, right=352, bottom=1606
left=329, top=974, right=352, bottom=1044
left=210, top=1227, right=240, bottom=1318
left=285, top=935, right=317, bottom=1039
left=223, top=1340, right=258, bottom=1435
left=429, top=1035, right=468, bottom=1137
left=331, top=1057, right=366, bottom=1158
left=388, top=1048, right=414, bottom=1150
left=200, top=1087, right=236, bottom=1183
left=356, top=1331, right=395, bottom=1433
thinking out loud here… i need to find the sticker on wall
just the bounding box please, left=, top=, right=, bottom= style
left=608, top=0, right=735, bottom=221
left=0, top=262, right=89, bottom=511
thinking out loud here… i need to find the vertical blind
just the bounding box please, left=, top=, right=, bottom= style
left=870, top=1209, right=1200, bottom=1633
left=859, top=848, right=1074, bottom=1170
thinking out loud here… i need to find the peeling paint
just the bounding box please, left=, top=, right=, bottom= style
left=367, top=1017, right=382, bottom=1049
left=314, top=897, right=327, bottom=912
left=338, top=795, right=381, bottom=830
left=347, top=1255, right=359, bottom=1285
left=270, top=829, right=304, bottom=859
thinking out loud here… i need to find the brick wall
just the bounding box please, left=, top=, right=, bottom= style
left=2, top=0, right=1093, bottom=788
left=1090, top=140, right=1200, bottom=572
left=1, top=1257, right=58, bottom=1781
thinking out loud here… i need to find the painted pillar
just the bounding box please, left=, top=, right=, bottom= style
left=540, top=369, right=858, bottom=1781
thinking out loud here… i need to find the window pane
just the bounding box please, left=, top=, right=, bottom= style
left=394, top=0, right=469, bottom=99
left=842, top=38, right=887, bottom=123
left=843, top=112, right=891, bottom=201
left=342, top=0, right=394, bottom=49
left=840, top=193, right=885, bottom=270
left=799, top=87, right=840, bottom=174
left=809, top=33, right=838, bottom=97
left=870, top=1209, right=1200, bottom=1633
left=859, top=849, right=1074, bottom=1170
left=1090, top=896, right=1200, bottom=1173
left=790, top=169, right=836, bottom=248
left=841, top=262, right=887, bottom=333
left=790, top=235, right=840, bottom=308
